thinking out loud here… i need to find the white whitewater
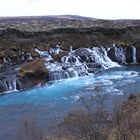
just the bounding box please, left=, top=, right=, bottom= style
left=35, top=48, right=53, bottom=61
left=87, top=47, right=120, bottom=69
left=114, top=47, right=126, bottom=64
left=27, top=52, right=33, bottom=61
left=3, top=57, right=12, bottom=64
left=47, top=63, right=80, bottom=81
left=61, top=55, right=81, bottom=65
left=3, top=79, right=18, bottom=92
left=35, top=46, right=121, bottom=81
left=46, top=47, right=121, bottom=81
left=132, top=46, right=137, bottom=64
left=49, top=45, right=62, bottom=54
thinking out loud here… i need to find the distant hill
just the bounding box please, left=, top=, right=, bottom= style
left=0, top=15, right=96, bottom=21
left=0, top=15, right=140, bottom=32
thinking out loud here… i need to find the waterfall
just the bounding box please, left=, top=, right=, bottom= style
left=67, top=67, right=79, bottom=77
left=3, top=57, right=12, bottom=65
left=112, top=43, right=116, bottom=47
left=70, top=46, right=73, bottom=53
left=3, top=80, right=17, bottom=92
left=47, top=63, right=80, bottom=81
left=86, top=47, right=120, bottom=69
left=20, top=52, right=33, bottom=62
left=2, top=45, right=138, bottom=94
left=61, top=55, right=81, bottom=65
left=12, top=80, right=17, bottom=91
left=48, top=69, right=79, bottom=81
left=132, top=46, right=137, bottom=64
left=120, top=47, right=126, bottom=63
left=114, top=47, right=126, bottom=64
left=35, top=48, right=53, bottom=61
left=3, top=81, right=9, bottom=91
left=26, top=52, right=33, bottom=61
left=0, top=45, right=125, bottom=93
left=33, top=45, right=127, bottom=83
left=3, top=57, right=7, bottom=63
left=45, top=46, right=121, bottom=81
left=48, top=71, right=69, bottom=81
left=49, top=45, right=62, bottom=54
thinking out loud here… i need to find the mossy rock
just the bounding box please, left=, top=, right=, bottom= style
left=17, top=58, right=48, bottom=81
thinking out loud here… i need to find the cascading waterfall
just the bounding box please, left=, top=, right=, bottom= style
left=47, top=62, right=80, bottom=81
left=3, top=81, right=9, bottom=91
left=87, top=47, right=120, bottom=69
left=107, top=44, right=127, bottom=64
left=49, top=45, right=62, bottom=54
left=67, top=67, right=79, bottom=77
left=48, top=71, right=69, bottom=81
left=34, top=46, right=125, bottom=82
left=26, top=52, right=33, bottom=61
left=70, top=46, right=73, bottom=53
left=3, top=79, right=17, bottom=92
left=61, top=55, right=81, bottom=65
left=3, top=57, right=12, bottom=65
left=35, top=48, right=53, bottom=61
left=1, top=45, right=139, bottom=94
left=115, top=47, right=126, bottom=64
left=132, top=46, right=137, bottom=64
left=45, top=47, right=120, bottom=81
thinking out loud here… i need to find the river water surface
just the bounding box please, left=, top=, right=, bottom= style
left=0, top=65, right=140, bottom=140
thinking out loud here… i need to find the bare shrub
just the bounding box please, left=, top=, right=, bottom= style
left=111, top=94, right=140, bottom=140
left=18, top=115, right=45, bottom=140
left=57, top=86, right=111, bottom=140
left=60, top=110, right=109, bottom=140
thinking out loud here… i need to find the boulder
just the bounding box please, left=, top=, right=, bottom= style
left=17, top=58, right=48, bottom=83
left=74, top=48, right=93, bottom=63
left=0, top=81, right=6, bottom=93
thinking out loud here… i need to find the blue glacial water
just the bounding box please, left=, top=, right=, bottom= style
left=0, top=65, right=140, bottom=140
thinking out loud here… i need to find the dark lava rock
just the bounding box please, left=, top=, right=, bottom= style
left=87, top=63, right=102, bottom=69
left=136, top=47, right=140, bottom=63
left=74, top=48, right=94, bottom=63
left=74, top=48, right=91, bottom=57
left=0, top=81, right=6, bottom=93
left=16, top=80, right=22, bottom=91
left=125, top=46, right=133, bottom=63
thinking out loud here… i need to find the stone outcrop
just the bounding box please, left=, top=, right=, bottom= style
left=17, top=58, right=48, bottom=90
left=0, top=81, right=6, bottom=93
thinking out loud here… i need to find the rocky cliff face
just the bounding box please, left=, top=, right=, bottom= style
left=0, top=15, right=140, bottom=94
